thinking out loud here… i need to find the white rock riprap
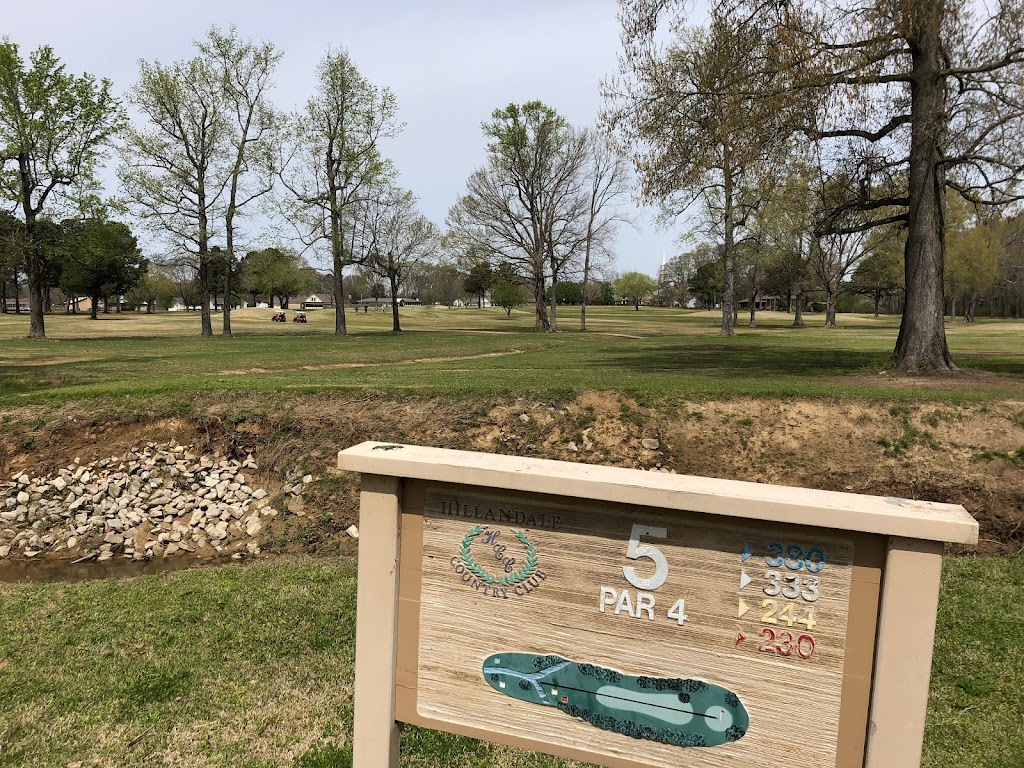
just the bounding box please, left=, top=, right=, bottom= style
left=0, top=444, right=277, bottom=562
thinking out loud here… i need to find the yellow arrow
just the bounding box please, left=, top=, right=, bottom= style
left=737, top=598, right=750, bottom=618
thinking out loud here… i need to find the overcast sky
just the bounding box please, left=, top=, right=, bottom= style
left=5, top=0, right=699, bottom=277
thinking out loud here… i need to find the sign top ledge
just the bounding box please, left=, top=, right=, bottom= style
left=337, top=441, right=978, bottom=545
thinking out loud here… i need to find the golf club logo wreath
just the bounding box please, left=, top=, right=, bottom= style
left=460, top=524, right=537, bottom=586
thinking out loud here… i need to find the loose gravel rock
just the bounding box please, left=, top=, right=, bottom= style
left=0, top=442, right=277, bottom=562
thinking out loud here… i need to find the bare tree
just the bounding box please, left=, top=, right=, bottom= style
left=365, top=187, right=439, bottom=332
left=579, top=129, right=631, bottom=331
left=605, top=7, right=796, bottom=335
left=120, top=55, right=228, bottom=337
left=281, top=48, right=400, bottom=336
left=448, top=102, right=586, bottom=332
left=198, top=26, right=282, bottom=336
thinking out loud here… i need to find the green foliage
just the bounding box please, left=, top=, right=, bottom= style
left=553, top=281, right=583, bottom=305
left=240, top=248, right=318, bottom=306
left=60, top=219, right=146, bottom=312
left=615, top=271, right=658, bottom=305
left=462, top=258, right=492, bottom=305
left=491, top=280, right=524, bottom=317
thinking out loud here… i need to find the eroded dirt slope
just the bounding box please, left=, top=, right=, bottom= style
left=2, top=392, right=1021, bottom=558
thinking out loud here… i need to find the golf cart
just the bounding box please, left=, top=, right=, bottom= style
left=293, top=312, right=307, bottom=324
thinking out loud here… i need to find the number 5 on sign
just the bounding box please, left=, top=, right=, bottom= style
left=623, top=524, right=669, bottom=591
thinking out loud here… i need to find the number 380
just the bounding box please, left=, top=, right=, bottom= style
left=765, top=543, right=826, bottom=573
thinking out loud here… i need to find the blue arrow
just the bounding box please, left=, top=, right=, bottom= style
left=741, top=542, right=753, bottom=562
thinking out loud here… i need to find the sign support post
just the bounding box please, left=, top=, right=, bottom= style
left=352, top=474, right=402, bottom=768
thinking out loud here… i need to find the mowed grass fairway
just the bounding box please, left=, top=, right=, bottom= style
left=1, top=306, right=1023, bottom=767
left=1, top=305, right=1023, bottom=403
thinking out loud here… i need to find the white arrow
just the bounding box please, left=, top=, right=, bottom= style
left=740, top=571, right=752, bottom=590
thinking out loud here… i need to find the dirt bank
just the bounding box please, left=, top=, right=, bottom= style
left=1, top=392, right=1021, bottom=568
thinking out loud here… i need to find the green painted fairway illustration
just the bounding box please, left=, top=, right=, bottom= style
left=482, top=653, right=749, bottom=748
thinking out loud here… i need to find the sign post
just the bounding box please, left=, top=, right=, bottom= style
left=338, top=442, right=977, bottom=768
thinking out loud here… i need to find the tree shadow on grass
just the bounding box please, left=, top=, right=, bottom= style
left=596, top=341, right=889, bottom=379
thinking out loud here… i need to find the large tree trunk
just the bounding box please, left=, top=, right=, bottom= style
left=223, top=264, right=233, bottom=336
left=90, top=295, right=99, bottom=320
left=533, top=274, right=549, bottom=331
left=965, top=293, right=977, bottom=323
left=874, top=289, right=881, bottom=317
left=949, top=293, right=956, bottom=323
left=893, top=7, right=955, bottom=372
left=389, top=270, right=401, bottom=332
left=0, top=279, right=6, bottom=313
left=548, top=267, right=559, bottom=333
left=793, top=288, right=805, bottom=327
left=720, top=163, right=736, bottom=336
left=825, top=291, right=837, bottom=328
left=199, top=256, right=213, bottom=336
left=580, top=238, right=592, bottom=332
left=330, top=194, right=348, bottom=336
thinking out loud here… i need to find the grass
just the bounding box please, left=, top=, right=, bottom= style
left=0, top=555, right=1019, bottom=767
left=1, top=306, right=1023, bottom=406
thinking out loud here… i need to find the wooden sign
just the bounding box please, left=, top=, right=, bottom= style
left=337, top=443, right=978, bottom=768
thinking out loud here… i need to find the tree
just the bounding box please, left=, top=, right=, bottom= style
left=198, top=27, right=282, bottom=336
left=615, top=0, right=1024, bottom=369
left=60, top=219, right=146, bottom=319
left=0, top=41, right=122, bottom=337
left=129, top=266, right=178, bottom=313
left=947, top=224, right=1001, bottom=324
left=463, top=257, right=492, bottom=308
left=492, top=279, right=524, bottom=317
left=364, top=187, right=438, bottom=332
left=554, top=281, right=583, bottom=305
left=689, top=259, right=723, bottom=309
left=448, top=102, right=586, bottom=331
left=0, top=211, right=25, bottom=313
left=240, top=246, right=316, bottom=308
left=283, top=49, right=399, bottom=336
left=853, top=236, right=904, bottom=317
left=579, top=130, right=631, bottom=330
left=616, top=271, right=657, bottom=309
left=605, top=9, right=795, bottom=335
left=120, top=53, right=228, bottom=336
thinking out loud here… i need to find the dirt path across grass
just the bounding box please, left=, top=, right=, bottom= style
left=211, top=349, right=525, bottom=376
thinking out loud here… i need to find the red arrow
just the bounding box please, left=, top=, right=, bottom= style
left=736, top=629, right=747, bottom=646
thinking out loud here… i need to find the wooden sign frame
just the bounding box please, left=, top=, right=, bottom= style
left=338, top=442, right=978, bottom=768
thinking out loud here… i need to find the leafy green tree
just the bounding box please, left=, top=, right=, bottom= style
left=554, top=281, right=583, bottom=305
left=463, top=258, right=492, bottom=309
left=129, top=267, right=178, bottom=313
left=853, top=236, right=904, bottom=317
left=616, top=271, right=657, bottom=310
left=120, top=53, right=227, bottom=336
left=592, top=280, right=616, bottom=306
left=0, top=41, right=122, bottom=337
left=0, top=211, right=25, bottom=313
left=60, top=219, right=146, bottom=319
left=689, top=260, right=723, bottom=309
left=492, top=280, right=524, bottom=317
left=240, top=247, right=316, bottom=309
left=948, top=225, right=1001, bottom=324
